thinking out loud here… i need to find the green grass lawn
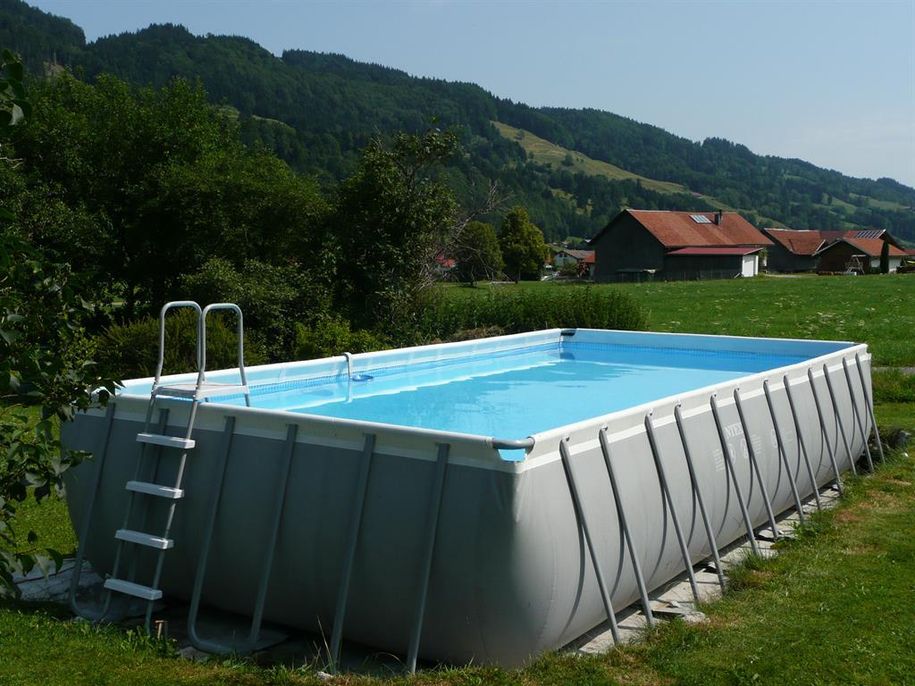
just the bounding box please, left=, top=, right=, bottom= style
left=444, top=274, right=915, bottom=368
left=2, top=275, right=914, bottom=684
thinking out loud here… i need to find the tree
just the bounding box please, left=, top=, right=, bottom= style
left=453, top=221, right=503, bottom=285
left=498, top=206, right=548, bottom=281
left=1, top=50, right=116, bottom=596
left=9, top=72, right=331, bottom=320
left=329, top=128, right=459, bottom=332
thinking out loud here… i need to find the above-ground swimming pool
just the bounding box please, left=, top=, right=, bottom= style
left=64, top=328, right=875, bottom=667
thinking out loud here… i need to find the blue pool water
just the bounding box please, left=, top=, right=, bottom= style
left=229, top=343, right=809, bottom=439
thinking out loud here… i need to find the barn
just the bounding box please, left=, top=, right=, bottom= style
left=763, top=227, right=906, bottom=273
left=589, top=209, right=772, bottom=282
left=814, top=237, right=907, bottom=273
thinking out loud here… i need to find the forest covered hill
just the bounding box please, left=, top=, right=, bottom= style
left=2, top=0, right=913, bottom=243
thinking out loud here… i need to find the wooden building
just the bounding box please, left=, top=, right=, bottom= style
left=814, top=237, right=907, bottom=273
left=589, top=209, right=772, bottom=282
left=762, top=228, right=905, bottom=273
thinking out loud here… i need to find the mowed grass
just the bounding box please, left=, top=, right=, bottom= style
left=445, top=274, right=915, bottom=367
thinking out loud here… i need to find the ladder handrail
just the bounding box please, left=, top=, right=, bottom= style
left=200, top=303, right=247, bottom=390
left=154, top=301, right=203, bottom=388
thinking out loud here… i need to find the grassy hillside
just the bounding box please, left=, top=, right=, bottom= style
left=492, top=121, right=789, bottom=227
left=2, top=0, right=913, bottom=242
left=493, top=120, right=685, bottom=194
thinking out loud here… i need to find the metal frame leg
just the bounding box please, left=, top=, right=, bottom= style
left=644, top=414, right=699, bottom=602
left=763, top=381, right=805, bottom=523
left=822, top=364, right=856, bottom=476
left=843, top=358, right=874, bottom=472
left=733, top=390, right=779, bottom=539
left=808, top=369, right=844, bottom=495
left=710, top=395, right=759, bottom=555
left=854, top=352, right=885, bottom=463
left=406, top=443, right=450, bottom=674
left=673, top=405, right=725, bottom=590
left=598, top=428, right=655, bottom=627
left=329, top=433, right=376, bottom=671
left=242, top=423, right=299, bottom=651
left=559, top=438, right=619, bottom=644
left=784, top=375, right=822, bottom=511
left=187, top=416, right=237, bottom=653
left=69, top=403, right=117, bottom=618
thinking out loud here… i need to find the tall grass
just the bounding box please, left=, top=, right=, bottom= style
left=420, top=285, right=646, bottom=339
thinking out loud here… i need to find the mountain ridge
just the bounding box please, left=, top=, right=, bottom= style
left=2, top=0, right=913, bottom=243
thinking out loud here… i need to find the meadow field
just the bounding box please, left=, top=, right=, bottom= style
left=1, top=274, right=913, bottom=685
left=444, top=274, right=915, bottom=368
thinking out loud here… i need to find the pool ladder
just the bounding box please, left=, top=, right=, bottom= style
left=70, top=301, right=249, bottom=630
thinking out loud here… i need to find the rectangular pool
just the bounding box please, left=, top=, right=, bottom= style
left=64, top=328, right=872, bottom=668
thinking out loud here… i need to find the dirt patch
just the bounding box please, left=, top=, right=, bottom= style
left=746, top=570, right=775, bottom=585
left=882, top=479, right=912, bottom=487
left=834, top=509, right=864, bottom=524
left=853, top=492, right=895, bottom=510
left=701, top=613, right=741, bottom=631
left=842, top=544, right=882, bottom=556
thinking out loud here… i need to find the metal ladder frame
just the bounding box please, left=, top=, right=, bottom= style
left=70, top=301, right=249, bottom=630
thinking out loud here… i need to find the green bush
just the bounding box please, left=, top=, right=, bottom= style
left=293, top=318, right=388, bottom=360
left=181, top=257, right=330, bottom=361
left=418, top=285, right=647, bottom=340
left=94, top=309, right=267, bottom=379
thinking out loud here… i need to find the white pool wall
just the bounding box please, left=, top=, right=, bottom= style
left=64, top=328, right=871, bottom=666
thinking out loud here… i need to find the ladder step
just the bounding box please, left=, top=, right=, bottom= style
left=104, top=577, right=163, bottom=601
left=125, top=480, right=184, bottom=500
left=136, top=433, right=195, bottom=450
left=154, top=382, right=248, bottom=399
left=115, top=528, right=174, bottom=550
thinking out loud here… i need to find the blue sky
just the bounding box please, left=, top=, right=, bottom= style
left=31, top=0, right=915, bottom=187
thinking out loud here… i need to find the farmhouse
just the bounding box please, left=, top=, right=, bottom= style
left=763, top=227, right=905, bottom=272
left=762, top=228, right=827, bottom=272
left=553, top=248, right=596, bottom=277
left=589, top=209, right=772, bottom=282
left=814, top=236, right=907, bottom=273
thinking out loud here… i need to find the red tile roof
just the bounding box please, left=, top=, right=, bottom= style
left=818, top=228, right=887, bottom=242
left=557, top=249, right=594, bottom=261
left=595, top=210, right=772, bottom=249
left=830, top=237, right=907, bottom=258
left=667, top=247, right=763, bottom=256
left=763, top=229, right=826, bottom=256
left=583, top=252, right=595, bottom=264
left=766, top=228, right=902, bottom=256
